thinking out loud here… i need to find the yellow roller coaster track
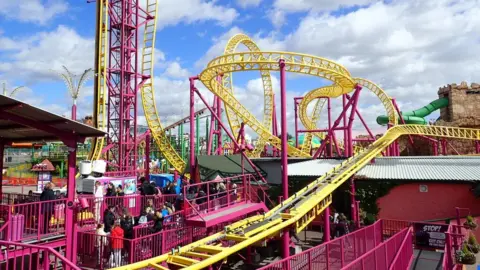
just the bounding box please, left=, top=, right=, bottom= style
left=222, top=34, right=274, bottom=158
left=114, top=125, right=480, bottom=270
left=86, top=0, right=108, bottom=167
left=140, top=0, right=188, bottom=174
left=299, top=78, right=398, bottom=153
left=199, top=51, right=358, bottom=157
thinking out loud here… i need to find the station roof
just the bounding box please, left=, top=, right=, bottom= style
left=355, top=156, right=480, bottom=182
left=287, top=159, right=343, bottom=177
left=193, top=154, right=268, bottom=181
left=0, top=95, right=105, bottom=144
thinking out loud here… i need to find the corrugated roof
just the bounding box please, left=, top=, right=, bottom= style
left=288, top=159, right=343, bottom=177
left=356, top=156, right=480, bottom=182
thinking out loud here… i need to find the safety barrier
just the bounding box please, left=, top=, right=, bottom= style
left=183, top=174, right=269, bottom=222
left=442, top=224, right=467, bottom=270
left=1, top=192, right=40, bottom=205
left=76, top=194, right=178, bottom=227
left=0, top=240, right=80, bottom=270
left=2, top=199, right=67, bottom=242
left=259, top=219, right=413, bottom=270
left=259, top=221, right=383, bottom=270
left=77, top=226, right=210, bottom=269
left=342, top=227, right=412, bottom=269
left=389, top=227, right=414, bottom=270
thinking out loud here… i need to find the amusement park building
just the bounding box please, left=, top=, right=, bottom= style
left=355, top=156, right=480, bottom=222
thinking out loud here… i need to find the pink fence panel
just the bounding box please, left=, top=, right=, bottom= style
left=7, top=199, right=67, bottom=242
left=389, top=227, right=414, bottom=270
left=75, top=194, right=178, bottom=227
left=77, top=226, right=209, bottom=269
left=259, top=221, right=384, bottom=270
left=342, top=227, right=411, bottom=270
left=0, top=240, right=80, bottom=270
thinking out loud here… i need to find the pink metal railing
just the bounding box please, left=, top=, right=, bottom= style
left=4, top=199, right=67, bottom=242
left=442, top=224, right=467, bottom=270
left=77, top=226, right=206, bottom=269
left=75, top=194, right=178, bottom=227
left=259, top=221, right=384, bottom=270
left=0, top=240, right=80, bottom=270
left=342, top=227, right=412, bottom=269
left=389, top=227, right=414, bottom=270
left=1, top=192, right=40, bottom=205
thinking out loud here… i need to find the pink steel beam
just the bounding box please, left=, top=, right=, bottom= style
left=279, top=59, right=290, bottom=260
left=206, top=97, right=216, bottom=155
left=313, top=86, right=361, bottom=159
left=189, top=77, right=196, bottom=183
left=272, top=94, right=279, bottom=137
left=293, top=97, right=301, bottom=148
left=106, top=0, right=147, bottom=175
left=346, top=88, right=362, bottom=157
left=345, top=94, right=375, bottom=140
left=192, top=85, right=267, bottom=184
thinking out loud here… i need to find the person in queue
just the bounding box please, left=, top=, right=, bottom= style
left=94, top=181, right=104, bottom=223
left=40, top=182, right=56, bottom=234
left=103, top=205, right=116, bottom=234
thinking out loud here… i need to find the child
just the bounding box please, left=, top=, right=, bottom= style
left=95, top=224, right=107, bottom=266
left=110, top=220, right=124, bottom=267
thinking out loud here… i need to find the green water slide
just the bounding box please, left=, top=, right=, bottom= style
left=377, top=97, right=449, bottom=125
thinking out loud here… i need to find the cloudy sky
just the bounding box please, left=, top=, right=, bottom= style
left=0, top=0, right=479, bottom=139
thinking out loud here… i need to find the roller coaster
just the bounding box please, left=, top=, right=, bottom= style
left=51, top=0, right=480, bottom=269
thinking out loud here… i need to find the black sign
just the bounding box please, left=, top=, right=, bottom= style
left=414, top=223, right=449, bottom=250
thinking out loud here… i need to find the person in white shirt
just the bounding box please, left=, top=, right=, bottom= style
left=94, top=181, right=104, bottom=223
left=95, top=223, right=107, bottom=266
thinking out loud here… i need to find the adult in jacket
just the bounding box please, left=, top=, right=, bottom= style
left=40, top=183, right=56, bottom=234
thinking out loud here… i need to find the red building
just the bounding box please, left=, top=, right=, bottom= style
left=355, top=156, right=480, bottom=222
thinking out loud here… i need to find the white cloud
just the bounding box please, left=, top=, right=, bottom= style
left=163, top=61, right=190, bottom=78
left=154, top=0, right=238, bottom=29
left=0, top=0, right=68, bottom=25
left=236, top=0, right=262, bottom=9
left=0, top=25, right=94, bottom=83
left=273, top=0, right=378, bottom=13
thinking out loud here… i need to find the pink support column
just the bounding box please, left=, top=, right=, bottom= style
left=71, top=102, right=77, bottom=121
left=433, top=141, right=438, bottom=156
left=294, top=98, right=298, bottom=148
left=350, top=179, right=357, bottom=226
left=272, top=94, right=279, bottom=137
left=0, top=143, right=3, bottom=199
left=327, top=97, right=332, bottom=157
left=193, top=89, right=268, bottom=183
left=346, top=86, right=362, bottom=157
left=342, top=95, right=348, bottom=156
left=65, top=144, right=77, bottom=264
left=279, top=59, right=290, bottom=259
left=313, top=87, right=361, bottom=159
left=145, top=131, right=150, bottom=181
left=324, top=207, right=330, bottom=242
left=189, top=77, right=197, bottom=182
left=442, top=139, right=447, bottom=155
left=207, top=97, right=217, bottom=155
left=216, top=76, right=223, bottom=155
left=476, top=141, right=480, bottom=154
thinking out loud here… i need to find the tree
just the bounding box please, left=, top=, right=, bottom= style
left=2, top=82, right=24, bottom=97
left=52, top=66, right=93, bottom=120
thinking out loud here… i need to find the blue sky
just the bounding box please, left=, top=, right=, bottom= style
left=0, top=0, right=479, bottom=138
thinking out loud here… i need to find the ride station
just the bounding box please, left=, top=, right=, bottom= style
left=0, top=1, right=480, bottom=270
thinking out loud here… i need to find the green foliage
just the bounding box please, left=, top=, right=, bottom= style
left=355, top=180, right=398, bottom=217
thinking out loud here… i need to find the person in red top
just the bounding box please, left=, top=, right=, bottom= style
left=110, top=220, right=124, bottom=267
